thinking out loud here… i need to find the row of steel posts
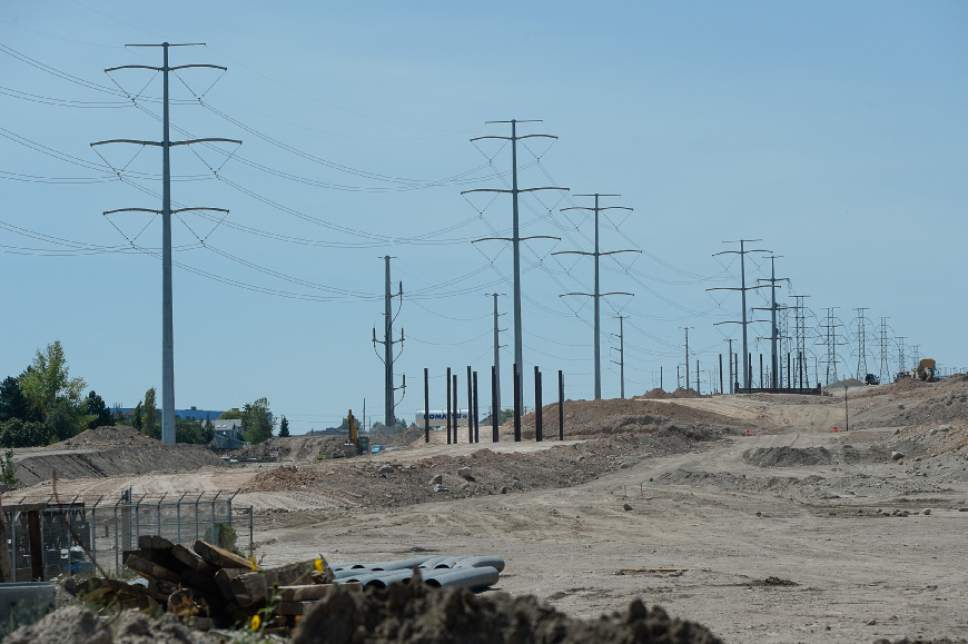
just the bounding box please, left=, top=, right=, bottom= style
left=422, top=365, right=565, bottom=444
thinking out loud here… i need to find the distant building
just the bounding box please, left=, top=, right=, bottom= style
left=415, top=410, right=469, bottom=430
left=211, top=419, right=243, bottom=450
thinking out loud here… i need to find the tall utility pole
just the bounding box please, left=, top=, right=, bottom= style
left=93, top=42, right=240, bottom=445
left=726, top=338, right=734, bottom=393
left=754, top=255, right=788, bottom=389
left=854, top=307, right=870, bottom=380
left=487, top=293, right=507, bottom=417
left=707, top=240, right=771, bottom=390
left=463, top=120, right=566, bottom=409
left=911, top=344, right=920, bottom=371
left=372, top=256, right=405, bottom=426
left=681, top=327, right=694, bottom=391
left=553, top=193, right=638, bottom=400
left=611, top=315, right=627, bottom=399
left=879, top=317, right=891, bottom=383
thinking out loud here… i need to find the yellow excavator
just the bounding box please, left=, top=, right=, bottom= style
left=345, top=409, right=369, bottom=455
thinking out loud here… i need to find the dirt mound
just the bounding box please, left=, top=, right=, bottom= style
left=243, top=428, right=727, bottom=509
left=889, top=377, right=930, bottom=393
left=369, top=425, right=423, bottom=446
left=825, top=378, right=865, bottom=390
left=743, top=446, right=834, bottom=467
left=231, top=434, right=349, bottom=462
left=641, top=388, right=670, bottom=399
left=519, top=398, right=741, bottom=438
left=4, top=603, right=221, bottom=644
left=13, top=428, right=223, bottom=487
left=672, top=387, right=700, bottom=398
left=293, top=577, right=722, bottom=644
left=54, top=425, right=158, bottom=449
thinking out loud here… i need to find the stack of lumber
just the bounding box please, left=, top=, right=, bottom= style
left=115, top=535, right=336, bottom=632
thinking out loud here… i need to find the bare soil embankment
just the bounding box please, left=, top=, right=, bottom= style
left=518, top=397, right=743, bottom=439
left=244, top=424, right=731, bottom=511
left=11, top=426, right=223, bottom=487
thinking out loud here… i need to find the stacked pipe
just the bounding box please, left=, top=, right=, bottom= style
left=331, top=554, right=505, bottom=592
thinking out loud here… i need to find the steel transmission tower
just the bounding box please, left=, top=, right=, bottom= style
left=854, top=307, right=870, bottom=379
left=819, top=307, right=847, bottom=384
left=372, top=256, right=405, bottom=426
left=708, top=240, right=771, bottom=389
left=552, top=193, right=638, bottom=399
left=879, top=317, right=892, bottom=382
left=487, top=293, right=507, bottom=415
left=896, top=336, right=907, bottom=376
left=789, top=295, right=811, bottom=387
left=462, top=120, right=566, bottom=408
left=611, top=315, right=627, bottom=399
left=92, top=42, right=240, bottom=445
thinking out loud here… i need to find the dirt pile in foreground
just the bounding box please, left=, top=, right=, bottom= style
left=293, top=580, right=723, bottom=644
left=13, top=426, right=223, bottom=487
left=743, top=446, right=834, bottom=467
left=743, top=444, right=891, bottom=468
left=244, top=427, right=729, bottom=510
left=4, top=603, right=221, bottom=644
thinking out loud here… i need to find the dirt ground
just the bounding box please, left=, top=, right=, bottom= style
left=13, top=377, right=968, bottom=643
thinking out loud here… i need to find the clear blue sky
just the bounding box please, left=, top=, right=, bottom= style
left=2, top=1, right=965, bottom=433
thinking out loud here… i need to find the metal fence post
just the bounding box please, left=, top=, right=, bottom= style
left=194, top=493, right=203, bottom=541
left=175, top=492, right=188, bottom=545
left=211, top=491, right=222, bottom=541
left=89, top=497, right=102, bottom=574
left=10, top=511, right=18, bottom=582
left=113, top=501, right=121, bottom=574
left=227, top=489, right=239, bottom=528
left=155, top=493, right=167, bottom=539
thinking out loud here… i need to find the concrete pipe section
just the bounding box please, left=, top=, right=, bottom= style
left=331, top=554, right=505, bottom=591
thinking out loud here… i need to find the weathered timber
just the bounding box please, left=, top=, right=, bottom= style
left=194, top=539, right=253, bottom=570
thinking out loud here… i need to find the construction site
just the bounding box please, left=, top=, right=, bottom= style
left=1, top=2, right=966, bottom=643
left=0, top=374, right=966, bottom=642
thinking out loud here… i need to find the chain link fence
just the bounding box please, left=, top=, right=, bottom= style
left=3, top=492, right=254, bottom=580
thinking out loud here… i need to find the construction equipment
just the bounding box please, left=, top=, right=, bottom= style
left=914, top=358, right=937, bottom=382
left=344, top=409, right=368, bottom=455
left=864, top=373, right=880, bottom=386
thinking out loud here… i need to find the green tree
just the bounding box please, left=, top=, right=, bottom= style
left=132, top=401, right=144, bottom=431
left=85, top=390, right=114, bottom=429
left=0, top=376, right=35, bottom=422
left=220, top=408, right=242, bottom=420
left=279, top=416, right=290, bottom=437
left=19, top=341, right=85, bottom=417
left=241, top=397, right=273, bottom=444
left=0, top=449, right=16, bottom=486
left=175, top=417, right=214, bottom=444
left=143, top=388, right=159, bottom=438
left=0, top=419, right=52, bottom=448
